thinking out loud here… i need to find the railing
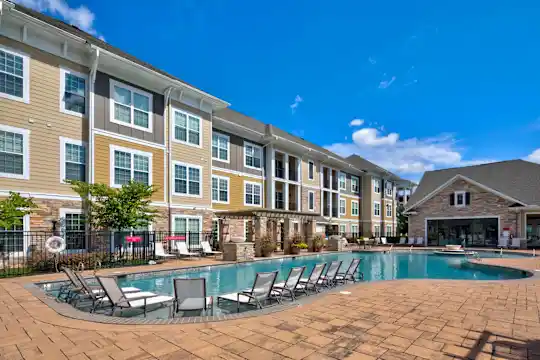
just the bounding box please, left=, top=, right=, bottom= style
left=0, top=231, right=216, bottom=278
left=288, top=202, right=297, bottom=211
left=275, top=200, right=285, bottom=210
left=275, top=167, right=285, bottom=179
left=288, top=170, right=298, bottom=182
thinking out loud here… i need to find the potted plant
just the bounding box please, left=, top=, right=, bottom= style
left=312, top=234, right=324, bottom=252
left=290, top=242, right=308, bottom=255
left=260, top=234, right=276, bottom=257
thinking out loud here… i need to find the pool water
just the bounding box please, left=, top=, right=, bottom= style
left=118, top=251, right=530, bottom=298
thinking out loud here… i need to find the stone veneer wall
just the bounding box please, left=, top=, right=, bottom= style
left=301, top=188, right=321, bottom=213
left=153, top=208, right=214, bottom=232
left=222, top=242, right=255, bottom=261
left=26, top=199, right=83, bottom=231
left=408, top=179, right=518, bottom=238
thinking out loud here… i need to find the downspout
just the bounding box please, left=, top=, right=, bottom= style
left=88, top=47, right=100, bottom=184
left=163, top=87, right=174, bottom=231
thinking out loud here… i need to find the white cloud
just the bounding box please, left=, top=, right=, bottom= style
left=526, top=149, right=540, bottom=163
left=290, top=95, right=303, bottom=114
left=15, top=0, right=102, bottom=37
left=349, top=119, right=364, bottom=127
left=325, top=125, right=497, bottom=176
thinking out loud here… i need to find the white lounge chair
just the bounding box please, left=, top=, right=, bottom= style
left=201, top=241, right=222, bottom=257
left=407, top=237, right=415, bottom=245
left=97, top=276, right=173, bottom=317
left=380, top=237, right=387, bottom=245
left=509, top=237, right=522, bottom=249
left=155, top=242, right=176, bottom=258
left=176, top=241, right=200, bottom=259
left=217, top=271, right=279, bottom=312
left=399, top=237, right=406, bottom=245
left=415, top=237, right=424, bottom=246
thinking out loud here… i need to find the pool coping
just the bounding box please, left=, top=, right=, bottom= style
left=26, top=248, right=539, bottom=325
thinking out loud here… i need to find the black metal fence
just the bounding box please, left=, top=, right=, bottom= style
left=0, top=231, right=217, bottom=278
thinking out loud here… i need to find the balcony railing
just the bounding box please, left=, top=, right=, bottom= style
left=323, top=206, right=330, bottom=217
left=288, top=202, right=297, bottom=211
left=288, top=170, right=298, bottom=182
left=275, top=167, right=285, bottom=179
left=332, top=207, right=339, bottom=217
left=275, top=200, right=285, bottom=210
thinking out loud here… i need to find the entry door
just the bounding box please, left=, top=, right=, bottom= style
left=173, top=217, right=201, bottom=250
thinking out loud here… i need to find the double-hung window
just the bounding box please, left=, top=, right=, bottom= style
left=0, top=125, right=29, bottom=179
left=386, top=225, right=392, bottom=237
left=339, top=199, right=346, bottom=215
left=60, top=209, right=85, bottom=250
left=374, top=201, right=381, bottom=217
left=374, top=225, right=381, bottom=238
left=60, top=68, right=87, bottom=116
left=0, top=46, right=29, bottom=103
left=111, top=145, right=152, bottom=186
left=308, top=161, right=314, bottom=180
left=244, top=141, right=262, bottom=169
left=60, top=137, right=86, bottom=182
left=339, top=173, right=346, bottom=190
left=0, top=216, right=25, bottom=254
left=339, top=224, right=346, bottom=235
left=212, top=175, right=229, bottom=203
left=308, top=191, right=315, bottom=211
left=245, top=181, right=262, bottom=206
left=373, top=179, right=381, bottom=193
left=212, top=132, right=229, bottom=161
left=385, top=181, right=393, bottom=196
left=351, top=224, right=359, bottom=236
left=386, top=203, right=392, bottom=217
left=451, top=191, right=470, bottom=207
left=352, top=201, right=359, bottom=216
left=173, top=162, right=202, bottom=197
left=174, top=109, right=201, bottom=147
left=351, top=176, right=359, bottom=193
left=110, top=79, right=153, bottom=131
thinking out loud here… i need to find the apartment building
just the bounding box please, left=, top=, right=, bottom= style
left=0, top=1, right=408, bottom=250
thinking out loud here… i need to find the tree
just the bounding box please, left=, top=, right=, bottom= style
left=396, top=203, right=408, bottom=235
left=69, top=181, right=160, bottom=231
left=0, top=192, right=37, bottom=229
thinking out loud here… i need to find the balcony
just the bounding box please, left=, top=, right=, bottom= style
left=323, top=205, right=330, bottom=217
left=288, top=169, right=298, bottom=182
left=288, top=202, right=297, bottom=211
left=275, top=167, right=285, bottom=179
left=275, top=200, right=285, bottom=210
left=332, top=207, right=338, bottom=218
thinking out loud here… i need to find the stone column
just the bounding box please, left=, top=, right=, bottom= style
left=254, top=217, right=267, bottom=257
left=283, top=218, right=293, bottom=254
left=219, top=219, right=230, bottom=252
left=306, top=220, right=316, bottom=251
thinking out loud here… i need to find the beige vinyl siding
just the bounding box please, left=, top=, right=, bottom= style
left=302, top=159, right=320, bottom=186
left=94, top=134, right=165, bottom=202
left=0, top=36, right=88, bottom=195
left=169, top=100, right=212, bottom=207
left=342, top=197, right=361, bottom=220
left=211, top=170, right=264, bottom=211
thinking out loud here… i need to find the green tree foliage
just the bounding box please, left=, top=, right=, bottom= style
left=69, top=181, right=159, bottom=231
left=0, top=192, right=37, bottom=229
left=396, top=203, right=408, bottom=235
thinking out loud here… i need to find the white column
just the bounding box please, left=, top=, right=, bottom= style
left=284, top=153, right=289, bottom=180
left=284, top=183, right=289, bottom=211
left=268, top=146, right=275, bottom=209
left=337, top=194, right=341, bottom=219
left=329, top=191, right=333, bottom=218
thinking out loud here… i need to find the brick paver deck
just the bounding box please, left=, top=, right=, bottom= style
left=1, top=254, right=540, bottom=359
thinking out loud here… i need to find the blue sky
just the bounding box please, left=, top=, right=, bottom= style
left=17, top=0, right=540, bottom=181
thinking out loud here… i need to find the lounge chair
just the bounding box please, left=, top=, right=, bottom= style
left=509, top=237, right=522, bottom=249
left=399, top=237, right=406, bottom=245
left=407, top=237, right=415, bottom=245
left=172, top=278, right=213, bottom=317
left=176, top=241, right=200, bottom=259
left=272, top=266, right=305, bottom=301
left=97, top=276, right=174, bottom=317
left=298, top=263, right=327, bottom=293
left=201, top=241, right=222, bottom=257
left=415, top=237, right=424, bottom=246
left=336, top=259, right=363, bottom=283
left=319, top=260, right=342, bottom=288
left=155, top=242, right=176, bottom=259
left=380, top=237, right=387, bottom=245
left=217, top=271, right=278, bottom=312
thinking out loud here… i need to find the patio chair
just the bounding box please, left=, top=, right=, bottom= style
left=318, top=260, right=343, bottom=288
left=509, top=237, right=522, bottom=249
left=380, top=237, right=387, bottom=245
left=201, top=241, right=222, bottom=257
left=272, top=266, right=306, bottom=301
left=171, top=278, right=213, bottom=317
left=155, top=242, right=176, bottom=259
left=298, top=263, right=327, bottom=294
left=415, top=237, right=424, bottom=246
left=176, top=241, right=200, bottom=259
left=399, top=237, right=407, bottom=245
left=407, top=237, right=415, bottom=245
left=217, top=271, right=279, bottom=313
left=336, top=258, right=363, bottom=284
left=97, top=276, right=174, bottom=317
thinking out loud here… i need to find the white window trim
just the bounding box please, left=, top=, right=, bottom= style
left=351, top=176, right=359, bottom=193
left=308, top=190, right=315, bottom=211
left=339, top=224, right=346, bottom=234
left=0, top=214, right=30, bottom=257
left=0, top=45, right=30, bottom=104
left=59, top=137, right=87, bottom=184
left=454, top=190, right=467, bottom=207
left=386, top=225, right=392, bottom=236
left=172, top=107, right=203, bottom=148
left=243, top=141, right=263, bottom=171
left=351, top=200, right=359, bottom=216
left=339, top=198, right=346, bottom=215
left=374, top=224, right=381, bottom=237
left=386, top=203, right=392, bottom=217
left=373, top=201, right=381, bottom=217
left=351, top=224, right=359, bottom=234
left=308, top=160, right=315, bottom=180
left=109, top=79, right=153, bottom=133
left=373, top=178, right=381, bottom=194
left=244, top=180, right=263, bottom=207
left=172, top=161, right=203, bottom=198
left=59, top=208, right=85, bottom=251
left=109, top=144, right=153, bottom=188
left=59, top=67, right=88, bottom=117
left=211, top=174, right=230, bottom=204
left=0, top=124, right=30, bottom=180
left=212, top=131, right=230, bottom=163
left=385, top=181, right=393, bottom=197
left=339, top=172, right=346, bottom=190
left=172, top=214, right=203, bottom=247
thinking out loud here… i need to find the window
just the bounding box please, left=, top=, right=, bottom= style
left=351, top=224, right=359, bottom=236
left=174, top=108, right=201, bottom=147
left=0, top=216, right=25, bottom=254
left=352, top=200, right=359, bottom=216
left=308, top=161, right=314, bottom=180
left=0, top=125, right=29, bottom=179
left=60, top=68, right=87, bottom=116
left=60, top=137, right=86, bottom=182
left=373, top=179, right=381, bottom=193
left=386, top=225, right=392, bottom=237
left=374, top=201, right=380, bottom=216
left=60, top=209, right=85, bottom=250
left=110, top=145, right=152, bottom=187
left=385, top=181, right=393, bottom=196
left=339, top=173, right=346, bottom=190
left=173, top=215, right=202, bottom=248
left=339, top=224, right=346, bottom=235
left=386, top=203, right=392, bottom=217
left=244, top=141, right=262, bottom=169
left=212, top=132, right=229, bottom=162
left=451, top=191, right=470, bottom=207
left=211, top=175, right=229, bottom=203
left=308, top=191, right=315, bottom=211
left=173, top=162, right=202, bottom=197
left=374, top=225, right=381, bottom=238
left=351, top=176, right=359, bottom=193
left=110, top=79, right=153, bottom=131
left=339, top=199, right=346, bottom=215
left=0, top=46, right=29, bottom=103
left=245, top=181, right=262, bottom=206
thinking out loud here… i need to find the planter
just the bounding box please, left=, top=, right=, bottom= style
left=290, top=246, right=301, bottom=255
left=313, top=246, right=323, bottom=253
left=261, top=249, right=274, bottom=257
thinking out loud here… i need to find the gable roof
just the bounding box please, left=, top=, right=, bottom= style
left=406, top=160, right=540, bottom=209
left=346, top=155, right=407, bottom=183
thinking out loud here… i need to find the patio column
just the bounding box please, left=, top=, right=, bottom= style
left=283, top=218, right=293, bottom=254
left=219, top=219, right=230, bottom=252
left=254, top=216, right=267, bottom=257
left=516, top=211, right=523, bottom=238
left=306, top=219, right=316, bottom=251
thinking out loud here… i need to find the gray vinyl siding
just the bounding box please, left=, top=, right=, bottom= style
left=94, top=72, right=165, bottom=144
left=211, top=128, right=265, bottom=176
left=342, top=172, right=362, bottom=196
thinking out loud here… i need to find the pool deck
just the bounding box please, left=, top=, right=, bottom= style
left=1, top=250, right=540, bottom=359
